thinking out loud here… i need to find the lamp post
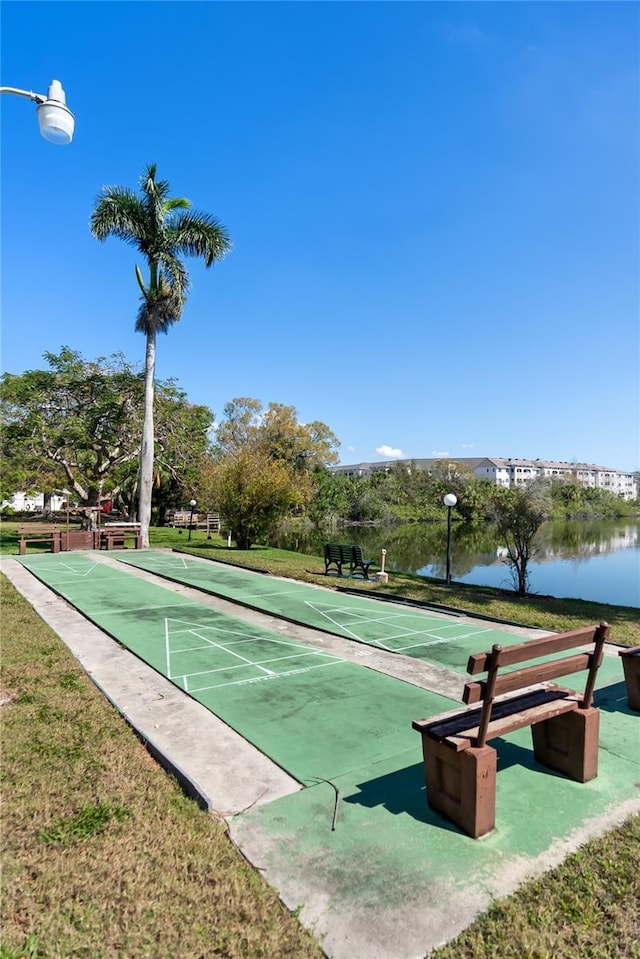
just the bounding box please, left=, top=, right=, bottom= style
left=1, top=79, right=75, bottom=144
left=443, top=493, right=457, bottom=586
left=188, top=499, right=197, bottom=541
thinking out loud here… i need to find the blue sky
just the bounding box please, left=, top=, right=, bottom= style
left=2, top=1, right=638, bottom=470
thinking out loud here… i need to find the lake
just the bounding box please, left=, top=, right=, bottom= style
left=271, top=517, right=640, bottom=609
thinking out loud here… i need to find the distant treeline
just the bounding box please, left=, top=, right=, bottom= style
left=308, top=463, right=638, bottom=527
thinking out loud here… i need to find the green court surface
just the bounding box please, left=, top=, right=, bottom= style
left=233, top=677, right=640, bottom=947
left=16, top=552, right=456, bottom=783
left=115, top=550, right=624, bottom=687
left=114, top=550, right=534, bottom=673
left=16, top=550, right=639, bottom=954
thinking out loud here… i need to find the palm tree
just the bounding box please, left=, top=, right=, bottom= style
left=90, top=163, right=231, bottom=547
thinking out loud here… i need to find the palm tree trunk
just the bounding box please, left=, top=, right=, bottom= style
left=138, top=328, right=156, bottom=548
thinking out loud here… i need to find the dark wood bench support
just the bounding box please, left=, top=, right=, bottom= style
left=423, top=740, right=497, bottom=840
left=413, top=622, right=609, bottom=838
left=531, top=702, right=600, bottom=783
left=619, top=647, right=640, bottom=711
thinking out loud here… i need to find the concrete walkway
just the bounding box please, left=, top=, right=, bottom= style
left=3, top=553, right=639, bottom=959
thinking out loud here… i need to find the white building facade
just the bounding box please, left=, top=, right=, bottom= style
left=2, top=491, right=68, bottom=512
left=332, top=457, right=638, bottom=500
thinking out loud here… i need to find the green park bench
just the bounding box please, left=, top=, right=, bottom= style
left=324, top=543, right=376, bottom=579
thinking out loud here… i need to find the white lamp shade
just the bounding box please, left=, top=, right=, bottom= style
left=37, top=100, right=74, bottom=144
left=190, top=500, right=197, bottom=507
left=443, top=493, right=458, bottom=508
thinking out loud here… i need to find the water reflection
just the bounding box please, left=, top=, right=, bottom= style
left=271, top=519, right=640, bottom=607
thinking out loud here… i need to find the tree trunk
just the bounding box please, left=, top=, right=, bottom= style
left=138, top=329, right=156, bottom=548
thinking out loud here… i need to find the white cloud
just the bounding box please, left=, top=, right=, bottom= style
left=376, top=444, right=404, bottom=458
left=460, top=443, right=475, bottom=449
left=430, top=450, right=450, bottom=458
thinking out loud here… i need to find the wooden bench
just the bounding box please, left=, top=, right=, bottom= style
left=100, top=523, right=142, bottom=550
left=323, top=543, right=376, bottom=579
left=18, top=525, right=62, bottom=555
left=412, top=622, right=610, bottom=838
left=619, top=646, right=640, bottom=711
left=167, top=510, right=195, bottom=528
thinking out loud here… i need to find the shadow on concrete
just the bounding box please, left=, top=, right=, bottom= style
left=343, top=738, right=581, bottom=829
left=594, top=681, right=635, bottom=715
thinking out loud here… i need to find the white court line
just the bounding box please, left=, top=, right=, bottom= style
left=238, top=587, right=306, bottom=601
left=303, top=606, right=373, bottom=644
left=188, top=659, right=347, bottom=693
left=176, top=649, right=336, bottom=680
left=171, top=634, right=322, bottom=655
left=165, top=619, right=172, bottom=679
left=389, top=638, right=454, bottom=652
left=165, top=618, right=260, bottom=641
left=29, top=570, right=101, bottom=584
left=187, top=628, right=277, bottom=676
left=131, top=555, right=190, bottom=569
left=307, top=604, right=469, bottom=635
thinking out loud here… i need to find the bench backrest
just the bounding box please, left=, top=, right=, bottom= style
left=464, top=623, right=609, bottom=747
left=19, top=524, right=60, bottom=534
left=324, top=543, right=343, bottom=562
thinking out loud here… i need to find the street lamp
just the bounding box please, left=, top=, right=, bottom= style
left=188, top=499, right=197, bottom=542
left=443, top=493, right=457, bottom=586
left=0, top=79, right=75, bottom=144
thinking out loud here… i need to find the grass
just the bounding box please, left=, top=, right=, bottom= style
left=2, top=525, right=639, bottom=958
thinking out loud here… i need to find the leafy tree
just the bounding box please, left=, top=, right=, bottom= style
left=203, top=448, right=302, bottom=549
left=0, top=349, right=213, bottom=515
left=490, top=483, right=549, bottom=596
left=90, top=163, right=231, bottom=546
left=206, top=398, right=339, bottom=548
left=215, top=398, right=339, bottom=470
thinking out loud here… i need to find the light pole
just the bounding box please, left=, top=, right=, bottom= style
left=443, top=493, right=457, bottom=586
left=188, top=499, right=197, bottom=542
left=1, top=79, right=75, bottom=144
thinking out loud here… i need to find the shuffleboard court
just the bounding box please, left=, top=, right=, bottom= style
left=17, top=552, right=457, bottom=784
left=114, top=551, right=622, bottom=687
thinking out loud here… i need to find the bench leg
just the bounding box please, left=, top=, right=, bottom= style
left=19, top=540, right=26, bottom=556
left=620, top=655, right=640, bottom=711
left=531, top=707, right=600, bottom=782
left=422, top=737, right=497, bottom=839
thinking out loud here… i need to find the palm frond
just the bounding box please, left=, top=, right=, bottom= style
left=158, top=254, right=190, bottom=302
left=164, top=197, right=191, bottom=212
left=169, top=211, right=232, bottom=266
left=90, top=189, right=147, bottom=245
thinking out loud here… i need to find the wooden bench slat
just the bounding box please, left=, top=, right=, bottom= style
left=414, top=684, right=576, bottom=741
left=463, top=653, right=593, bottom=704
left=466, top=625, right=605, bottom=674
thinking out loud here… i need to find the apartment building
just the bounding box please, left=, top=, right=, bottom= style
left=332, top=457, right=638, bottom=500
